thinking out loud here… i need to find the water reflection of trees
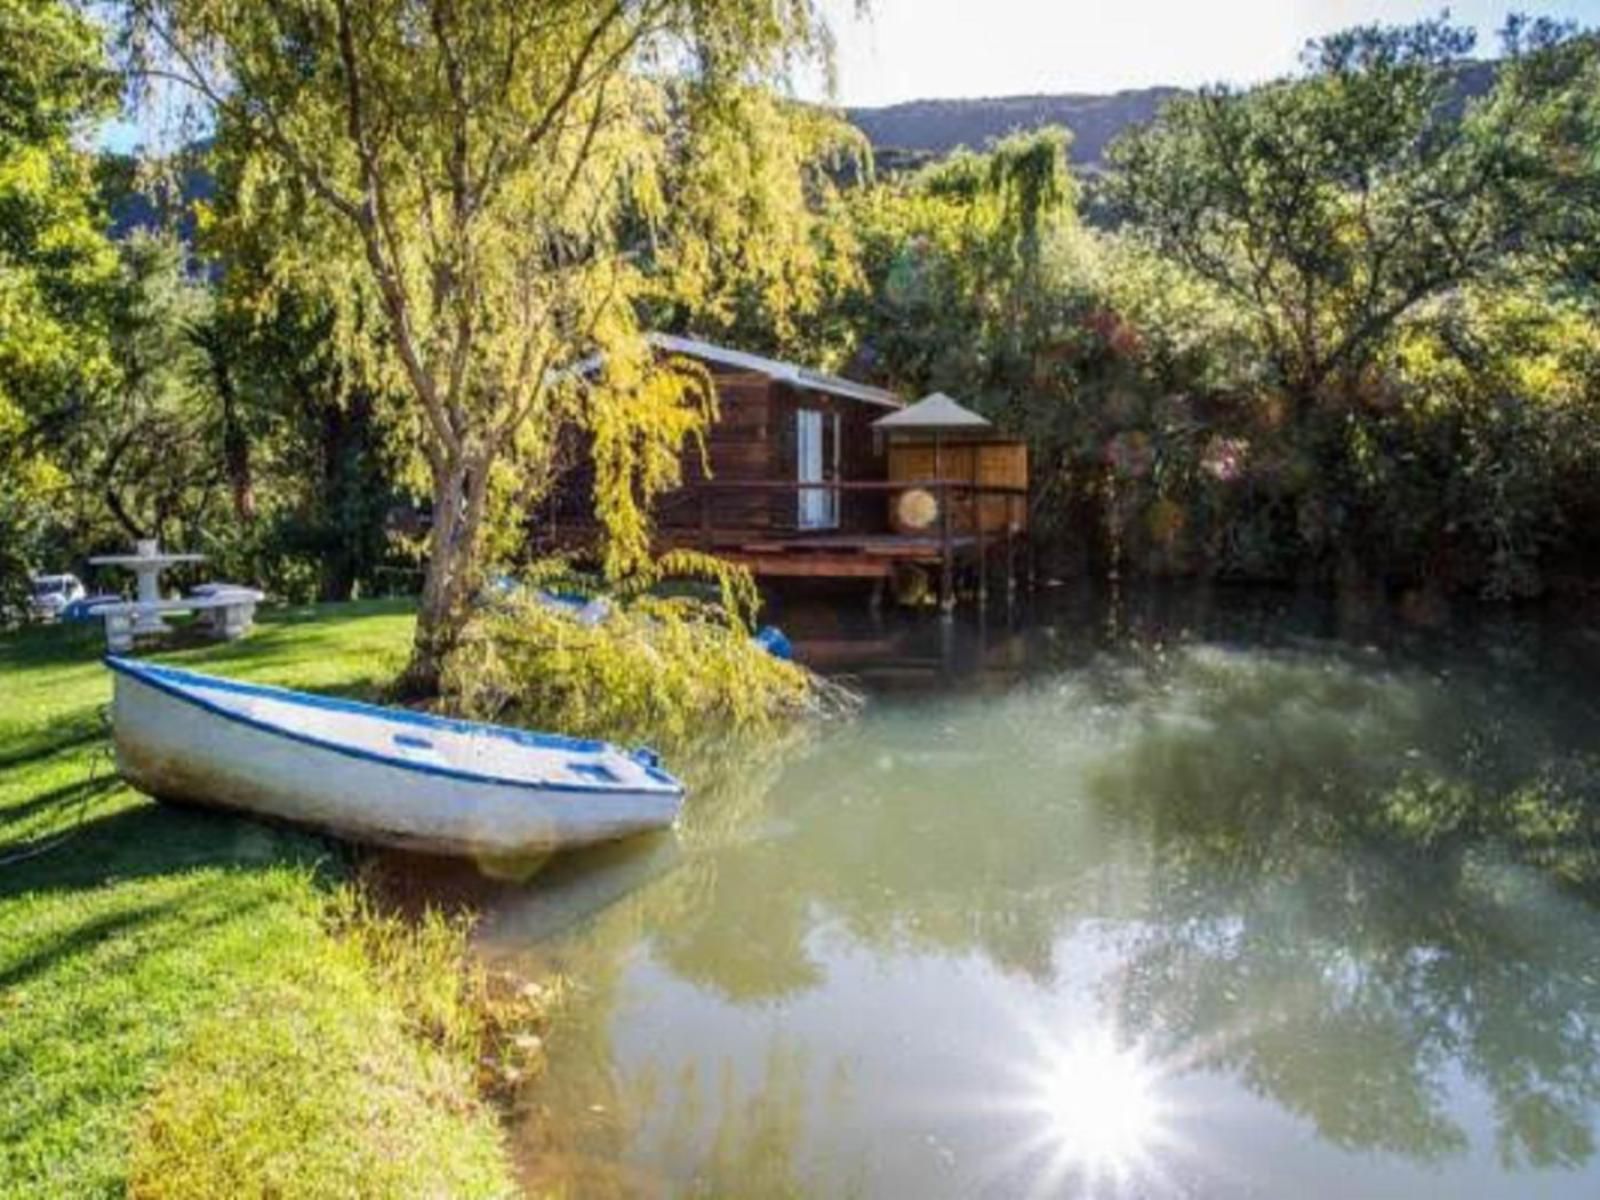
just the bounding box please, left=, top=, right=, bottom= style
left=1079, top=647, right=1600, bottom=1169
left=511, top=635, right=1600, bottom=1175
left=1111, top=847, right=1600, bottom=1168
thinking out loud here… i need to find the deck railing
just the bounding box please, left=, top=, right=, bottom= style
left=682, top=478, right=1029, bottom=605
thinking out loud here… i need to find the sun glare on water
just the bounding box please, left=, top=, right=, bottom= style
left=1036, top=1035, right=1162, bottom=1169
left=987, top=1024, right=1189, bottom=1199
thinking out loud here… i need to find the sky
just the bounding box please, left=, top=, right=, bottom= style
left=815, top=0, right=1600, bottom=107
left=98, top=0, right=1600, bottom=151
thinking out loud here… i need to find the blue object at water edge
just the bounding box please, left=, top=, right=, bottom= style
left=754, top=625, right=793, bottom=661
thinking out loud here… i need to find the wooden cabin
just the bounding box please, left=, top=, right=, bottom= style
left=540, top=336, right=1030, bottom=607
left=646, top=334, right=903, bottom=538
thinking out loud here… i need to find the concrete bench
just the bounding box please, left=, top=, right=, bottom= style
left=101, top=587, right=265, bottom=652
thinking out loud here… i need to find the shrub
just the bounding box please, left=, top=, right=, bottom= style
left=440, top=571, right=854, bottom=756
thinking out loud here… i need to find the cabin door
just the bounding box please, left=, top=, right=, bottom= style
left=796, top=409, right=839, bottom=530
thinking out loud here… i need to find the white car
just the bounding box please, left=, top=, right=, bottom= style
left=29, top=574, right=86, bottom=622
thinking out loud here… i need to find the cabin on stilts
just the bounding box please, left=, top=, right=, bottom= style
left=538, top=335, right=1029, bottom=608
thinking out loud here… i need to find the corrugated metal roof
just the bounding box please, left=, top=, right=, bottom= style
left=649, top=334, right=903, bottom=409
left=872, top=392, right=992, bottom=430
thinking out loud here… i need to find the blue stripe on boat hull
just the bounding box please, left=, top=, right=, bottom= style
left=104, top=656, right=684, bottom=797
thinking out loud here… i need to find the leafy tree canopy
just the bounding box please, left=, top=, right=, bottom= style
left=0, top=0, right=121, bottom=612
left=1105, top=17, right=1596, bottom=411
left=124, top=0, right=858, bottom=685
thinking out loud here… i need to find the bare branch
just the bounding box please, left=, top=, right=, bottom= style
left=330, top=0, right=459, bottom=457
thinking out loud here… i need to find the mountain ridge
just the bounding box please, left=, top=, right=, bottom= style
left=846, top=85, right=1183, bottom=170
left=845, top=62, right=1496, bottom=171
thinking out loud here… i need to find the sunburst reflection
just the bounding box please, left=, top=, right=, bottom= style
left=1033, top=1033, right=1164, bottom=1172
left=982, top=1018, right=1195, bottom=1199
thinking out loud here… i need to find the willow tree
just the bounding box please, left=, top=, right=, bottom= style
left=124, top=0, right=857, bottom=688
left=845, top=128, right=1075, bottom=398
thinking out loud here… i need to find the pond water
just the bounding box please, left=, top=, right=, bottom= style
left=480, top=587, right=1600, bottom=1198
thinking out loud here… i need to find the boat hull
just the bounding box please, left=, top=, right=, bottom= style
left=111, top=668, right=682, bottom=857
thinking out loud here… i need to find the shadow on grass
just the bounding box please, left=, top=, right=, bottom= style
left=0, top=900, right=173, bottom=992
left=0, top=773, right=120, bottom=834
left=0, top=621, right=108, bottom=674
left=0, top=722, right=103, bottom=775
left=0, top=599, right=416, bottom=914
left=0, top=799, right=338, bottom=905
left=0, top=876, right=281, bottom=998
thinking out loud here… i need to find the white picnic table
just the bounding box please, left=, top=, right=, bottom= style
left=89, top=542, right=207, bottom=634
left=88, top=540, right=264, bottom=651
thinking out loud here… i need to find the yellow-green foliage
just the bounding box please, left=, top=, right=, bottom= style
left=442, top=587, right=837, bottom=755
left=326, top=887, right=490, bottom=1066
left=159, top=0, right=860, bottom=672
left=326, top=884, right=568, bottom=1091
left=586, top=350, right=719, bottom=580
left=127, top=894, right=514, bottom=1200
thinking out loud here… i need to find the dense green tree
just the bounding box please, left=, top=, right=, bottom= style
left=1480, top=18, right=1600, bottom=289
left=1106, top=19, right=1552, bottom=413
left=13, top=212, right=248, bottom=575
left=194, top=293, right=413, bottom=604
left=92, top=229, right=219, bottom=544
left=1078, top=18, right=1600, bottom=591
left=182, top=120, right=416, bottom=604
left=0, top=0, right=120, bottom=615
left=125, top=0, right=857, bottom=688
left=841, top=128, right=1075, bottom=399
left=828, top=130, right=1244, bottom=571
left=1380, top=283, right=1600, bottom=596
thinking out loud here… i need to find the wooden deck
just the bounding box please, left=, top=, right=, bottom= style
left=544, top=479, right=1029, bottom=608
left=657, top=529, right=982, bottom=579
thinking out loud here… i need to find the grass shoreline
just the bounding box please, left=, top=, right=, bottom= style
left=0, top=601, right=524, bottom=1198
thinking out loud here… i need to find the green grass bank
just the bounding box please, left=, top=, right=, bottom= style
left=0, top=601, right=517, bottom=1199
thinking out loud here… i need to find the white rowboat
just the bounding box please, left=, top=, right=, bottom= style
left=107, top=656, right=685, bottom=856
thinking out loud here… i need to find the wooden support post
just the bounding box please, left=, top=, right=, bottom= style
left=974, top=488, right=988, bottom=610
left=1025, top=493, right=1037, bottom=591
left=699, top=487, right=711, bottom=551
left=939, top=482, right=954, bottom=614
left=1004, top=494, right=1017, bottom=603
left=939, top=606, right=956, bottom=675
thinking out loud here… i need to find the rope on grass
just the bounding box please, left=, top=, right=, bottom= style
left=0, top=706, right=113, bottom=868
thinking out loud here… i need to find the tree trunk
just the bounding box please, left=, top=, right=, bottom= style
left=217, top=367, right=256, bottom=523
left=313, top=393, right=374, bottom=603
left=400, top=456, right=489, bottom=697
left=199, top=322, right=256, bottom=522
left=318, top=551, right=357, bottom=604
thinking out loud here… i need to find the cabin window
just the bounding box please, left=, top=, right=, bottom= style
left=796, top=408, right=840, bottom=530
left=570, top=762, right=620, bottom=783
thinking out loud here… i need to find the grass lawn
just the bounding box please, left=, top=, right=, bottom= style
left=0, top=600, right=516, bottom=1198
